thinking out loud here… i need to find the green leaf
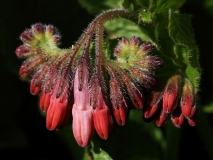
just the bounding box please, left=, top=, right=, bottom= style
left=168, top=12, right=195, bottom=48
left=168, top=11, right=201, bottom=92
left=185, top=65, right=201, bottom=92
left=105, top=18, right=155, bottom=44
left=150, top=0, right=186, bottom=13
left=90, top=140, right=113, bottom=160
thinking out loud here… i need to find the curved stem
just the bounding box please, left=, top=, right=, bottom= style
left=94, top=9, right=138, bottom=74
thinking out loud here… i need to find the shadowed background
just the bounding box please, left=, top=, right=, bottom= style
left=0, top=0, right=213, bottom=159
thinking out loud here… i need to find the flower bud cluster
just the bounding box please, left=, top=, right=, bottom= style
left=16, top=23, right=74, bottom=131
left=15, top=9, right=198, bottom=148
left=16, top=21, right=163, bottom=147
left=143, top=75, right=197, bottom=127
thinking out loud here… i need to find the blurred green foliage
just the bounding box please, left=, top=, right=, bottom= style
left=1, top=0, right=213, bottom=160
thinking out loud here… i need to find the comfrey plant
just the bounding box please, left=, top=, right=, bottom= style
left=15, top=0, right=201, bottom=152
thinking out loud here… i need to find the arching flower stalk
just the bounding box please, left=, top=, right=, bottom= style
left=15, top=8, right=198, bottom=147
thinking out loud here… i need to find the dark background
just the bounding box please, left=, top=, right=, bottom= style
left=0, top=0, right=213, bottom=159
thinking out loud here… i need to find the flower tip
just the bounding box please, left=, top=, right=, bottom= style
left=156, top=111, right=168, bottom=127
left=46, top=95, right=69, bottom=131
left=30, top=82, right=41, bottom=95
left=187, top=110, right=198, bottom=126
left=140, top=42, right=153, bottom=54
left=171, top=115, right=184, bottom=128
left=93, top=108, right=113, bottom=139
left=163, top=75, right=180, bottom=113
left=181, top=95, right=196, bottom=118
left=32, top=23, right=45, bottom=34
left=72, top=108, right=94, bottom=147
left=113, top=105, right=127, bottom=126
left=130, top=36, right=141, bottom=46
left=15, top=46, right=28, bottom=58
left=19, top=66, right=29, bottom=77
left=40, top=92, right=51, bottom=112
left=143, top=104, right=158, bottom=118
left=143, top=91, right=162, bottom=118
left=21, top=30, right=35, bottom=44
left=46, top=25, right=57, bottom=35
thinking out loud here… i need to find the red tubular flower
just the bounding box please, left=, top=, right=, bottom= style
left=163, top=75, right=181, bottom=113
left=46, top=77, right=72, bottom=131
left=93, top=88, right=113, bottom=139
left=40, top=92, right=52, bottom=112
left=72, top=67, right=94, bottom=147
left=107, top=65, right=128, bottom=125
left=181, top=79, right=196, bottom=119
left=30, top=80, right=41, bottom=95
left=143, top=91, right=162, bottom=118
left=156, top=110, right=169, bottom=127
left=110, top=78, right=128, bottom=125
left=171, top=107, right=185, bottom=128
left=112, top=100, right=127, bottom=126
left=143, top=75, right=198, bottom=127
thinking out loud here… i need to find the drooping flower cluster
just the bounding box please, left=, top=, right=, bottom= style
left=143, top=75, right=198, bottom=127
left=15, top=21, right=161, bottom=146
left=15, top=9, right=198, bottom=147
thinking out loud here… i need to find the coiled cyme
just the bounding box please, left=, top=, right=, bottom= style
left=15, top=21, right=196, bottom=148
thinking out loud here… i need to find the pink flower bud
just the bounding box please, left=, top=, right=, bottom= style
left=114, top=38, right=129, bottom=57
left=163, top=75, right=181, bottom=113
left=143, top=91, right=162, bottom=118
left=181, top=80, right=196, bottom=118
left=72, top=67, right=94, bottom=147
left=45, top=25, right=61, bottom=45
left=20, top=30, right=35, bottom=45
left=129, top=36, right=141, bottom=47
left=118, top=37, right=129, bottom=47
left=72, top=108, right=94, bottom=147
left=93, top=88, right=113, bottom=139
left=46, top=25, right=57, bottom=35
left=139, top=42, right=153, bottom=55
left=15, top=45, right=42, bottom=58
left=134, top=42, right=153, bottom=58
left=135, top=56, right=163, bottom=69
left=32, top=23, right=45, bottom=35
